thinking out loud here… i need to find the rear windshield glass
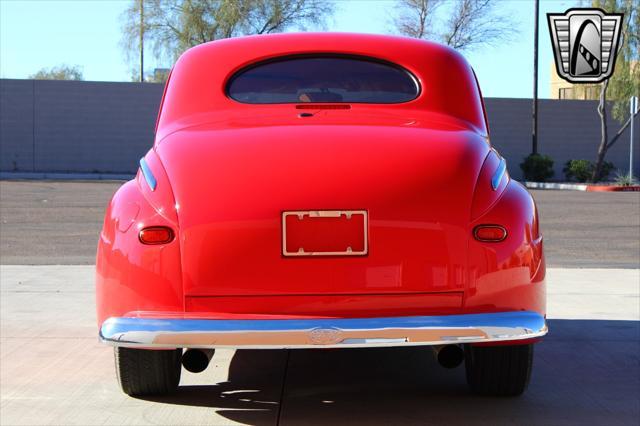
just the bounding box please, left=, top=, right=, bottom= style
left=227, top=56, right=420, bottom=104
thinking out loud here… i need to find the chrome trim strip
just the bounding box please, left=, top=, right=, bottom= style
left=139, top=158, right=157, bottom=191
left=491, top=158, right=507, bottom=190
left=99, top=311, right=547, bottom=349
left=282, top=210, right=368, bottom=257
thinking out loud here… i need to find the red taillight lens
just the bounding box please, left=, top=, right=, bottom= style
left=473, top=225, right=507, bottom=242
left=139, top=226, right=174, bottom=245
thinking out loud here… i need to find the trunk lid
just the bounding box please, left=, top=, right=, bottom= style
left=156, top=119, right=488, bottom=300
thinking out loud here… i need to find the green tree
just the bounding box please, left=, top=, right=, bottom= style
left=29, top=64, right=83, bottom=81
left=120, top=0, right=335, bottom=72
left=591, top=0, right=639, bottom=182
left=393, top=0, right=517, bottom=51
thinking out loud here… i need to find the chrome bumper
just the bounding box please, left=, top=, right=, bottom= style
left=99, top=311, right=547, bottom=349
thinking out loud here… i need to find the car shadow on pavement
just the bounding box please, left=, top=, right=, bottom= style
left=144, top=319, right=640, bottom=426
left=142, top=349, right=286, bottom=425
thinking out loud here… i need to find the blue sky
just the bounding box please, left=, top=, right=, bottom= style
left=0, top=0, right=577, bottom=98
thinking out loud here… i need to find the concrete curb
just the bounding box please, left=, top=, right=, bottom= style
left=586, top=185, right=640, bottom=192
left=0, top=172, right=133, bottom=181
left=525, top=182, right=588, bottom=191
left=2, top=174, right=638, bottom=192
left=526, top=182, right=640, bottom=192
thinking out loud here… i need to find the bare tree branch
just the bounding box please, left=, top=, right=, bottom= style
left=393, top=0, right=442, bottom=39
left=442, top=0, right=516, bottom=50
left=392, top=0, right=517, bottom=51
left=592, top=79, right=610, bottom=181
left=606, top=109, right=639, bottom=150
left=120, top=0, right=334, bottom=66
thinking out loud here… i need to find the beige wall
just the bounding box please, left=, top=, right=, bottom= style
left=549, top=64, right=600, bottom=100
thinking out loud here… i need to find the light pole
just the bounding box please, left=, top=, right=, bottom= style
left=531, top=0, right=539, bottom=155
left=140, top=0, right=144, bottom=83
left=631, top=96, right=638, bottom=181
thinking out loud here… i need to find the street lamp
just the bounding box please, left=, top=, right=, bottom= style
left=631, top=96, right=638, bottom=181
left=140, top=0, right=144, bottom=83
left=531, top=0, right=539, bottom=155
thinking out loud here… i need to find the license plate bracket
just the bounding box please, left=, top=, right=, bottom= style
left=282, top=210, right=368, bottom=257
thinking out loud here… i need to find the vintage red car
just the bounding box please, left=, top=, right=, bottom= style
left=97, top=32, right=547, bottom=397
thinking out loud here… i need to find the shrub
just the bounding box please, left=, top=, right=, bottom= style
left=563, top=159, right=592, bottom=182
left=519, top=154, right=554, bottom=182
left=563, top=160, right=615, bottom=182
left=613, top=171, right=638, bottom=186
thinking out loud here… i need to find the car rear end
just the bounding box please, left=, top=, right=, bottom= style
left=96, top=33, right=546, bottom=397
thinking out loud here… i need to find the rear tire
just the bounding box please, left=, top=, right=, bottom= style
left=464, top=344, right=533, bottom=396
left=114, top=347, right=182, bottom=396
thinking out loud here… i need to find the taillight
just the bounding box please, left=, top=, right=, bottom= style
left=139, top=226, right=174, bottom=245
left=473, top=225, right=507, bottom=242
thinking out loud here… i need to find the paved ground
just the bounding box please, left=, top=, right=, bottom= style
left=0, top=181, right=118, bottom=265
left=533, top=189, right=640, bottom=268
left=1, top=181, right=639, bottom=267
left=1, top=181, right=639, bottom=425
left=1, top=265, right=638, bottom=426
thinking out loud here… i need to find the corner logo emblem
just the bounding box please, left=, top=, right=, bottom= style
left=548, top=8, right=623, bottom=83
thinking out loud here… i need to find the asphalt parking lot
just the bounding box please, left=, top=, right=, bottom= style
left=1, top=180, right=639, bottom=426
left=1, top=181, right=638, bottom=267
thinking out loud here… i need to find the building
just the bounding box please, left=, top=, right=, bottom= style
left=550, top=60, right=638, bottom=100
left=549, top=63, right=601, bottom=100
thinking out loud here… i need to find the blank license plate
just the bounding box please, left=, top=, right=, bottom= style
left=282, top=210, right=368, bottom=256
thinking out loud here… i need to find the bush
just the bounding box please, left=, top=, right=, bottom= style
left=563, top=160, right=615, bottom=182
left=519, top=154, right=554, bottom=182
left=613, top=171, right=637, bottom=186
left=563, top=159, right=592, bottom=182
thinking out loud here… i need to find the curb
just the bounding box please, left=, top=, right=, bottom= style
left=0, top=172, right=134, bottom=181
left=525, top=182, right=588, bottom=191
left=586, top=185, right=640, bottom=192
left=525, top=182, right=640, bottom=192
left=2, top=174, right=638, bottom=191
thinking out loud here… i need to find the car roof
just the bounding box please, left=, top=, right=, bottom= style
left=156, top=32, right=488, bottom=140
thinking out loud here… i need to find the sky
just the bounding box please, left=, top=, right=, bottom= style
left=0, top=0, right=578, bottom=98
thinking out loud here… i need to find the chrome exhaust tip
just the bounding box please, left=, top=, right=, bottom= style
left=181, top=349, right=215, bottom=373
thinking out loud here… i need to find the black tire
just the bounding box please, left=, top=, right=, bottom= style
left=114, top=347, right=182, bottom=396
left=464, top=344, right=533, bottom=396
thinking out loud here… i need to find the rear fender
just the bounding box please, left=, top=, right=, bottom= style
left=96, top=179, right=183, bottom=326
left=465, top=180, right=546, bottom=315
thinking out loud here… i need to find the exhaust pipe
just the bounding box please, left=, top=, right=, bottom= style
left=432, top=345, right=464, bottom=369
left=182, top=349, right=215, bottom=373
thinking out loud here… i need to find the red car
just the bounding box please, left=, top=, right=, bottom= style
left=97, top=33, right=546, bottom=397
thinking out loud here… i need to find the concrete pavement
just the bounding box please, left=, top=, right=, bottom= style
left=1, top=265, right=638, bottom=425
left=1, top=181, right=639, bottom=424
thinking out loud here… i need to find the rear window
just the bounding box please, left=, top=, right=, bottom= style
left=227, top=56, right=420, bottom=104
